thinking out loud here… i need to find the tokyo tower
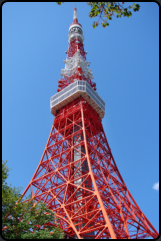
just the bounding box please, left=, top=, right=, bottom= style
left=21, top=6, right=158, bottom=239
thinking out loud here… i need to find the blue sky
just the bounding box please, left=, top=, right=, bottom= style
left=2, top=2, right=159, bottom=233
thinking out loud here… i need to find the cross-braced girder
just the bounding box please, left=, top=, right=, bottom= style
left=21, top=97, right=158, bottom=239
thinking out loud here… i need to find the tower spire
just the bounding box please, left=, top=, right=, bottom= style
left=73, top=4, right=78, bottom=23
left=56, top=6, right=96, bottom=93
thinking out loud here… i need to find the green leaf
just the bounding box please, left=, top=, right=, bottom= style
left=101, top=22, right=109, bottom=28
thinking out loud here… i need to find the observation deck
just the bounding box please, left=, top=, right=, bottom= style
left=50, top=80, right=105, bottom=119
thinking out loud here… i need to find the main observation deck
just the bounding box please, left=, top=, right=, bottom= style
left=50, top=80, right=105, bottom=119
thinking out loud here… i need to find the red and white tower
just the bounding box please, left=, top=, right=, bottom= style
left=21, top=7, right=158, bottom=239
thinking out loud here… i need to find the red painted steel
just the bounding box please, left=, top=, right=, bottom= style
left=19, top=7, right=158, bottom=239
left=21, top=97, right=158, bottom=239
left=57, top=37, right=96, bottom=92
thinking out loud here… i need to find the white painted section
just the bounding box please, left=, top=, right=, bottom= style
left=61, top=51, right=93, bottom=79
left=50, top=80, right=105, bottom=118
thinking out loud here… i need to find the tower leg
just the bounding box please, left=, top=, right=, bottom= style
left=20, top=97, right=159, bottom=239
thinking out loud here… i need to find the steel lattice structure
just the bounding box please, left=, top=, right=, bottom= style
left=20, top=7, right=158, bottom=239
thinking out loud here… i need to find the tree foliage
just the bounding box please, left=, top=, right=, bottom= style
left=2, top=160, right=64, bottom=239
left=2, top=160, right=21, bottom=222
left=56, top=2, right=140, bottom=28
